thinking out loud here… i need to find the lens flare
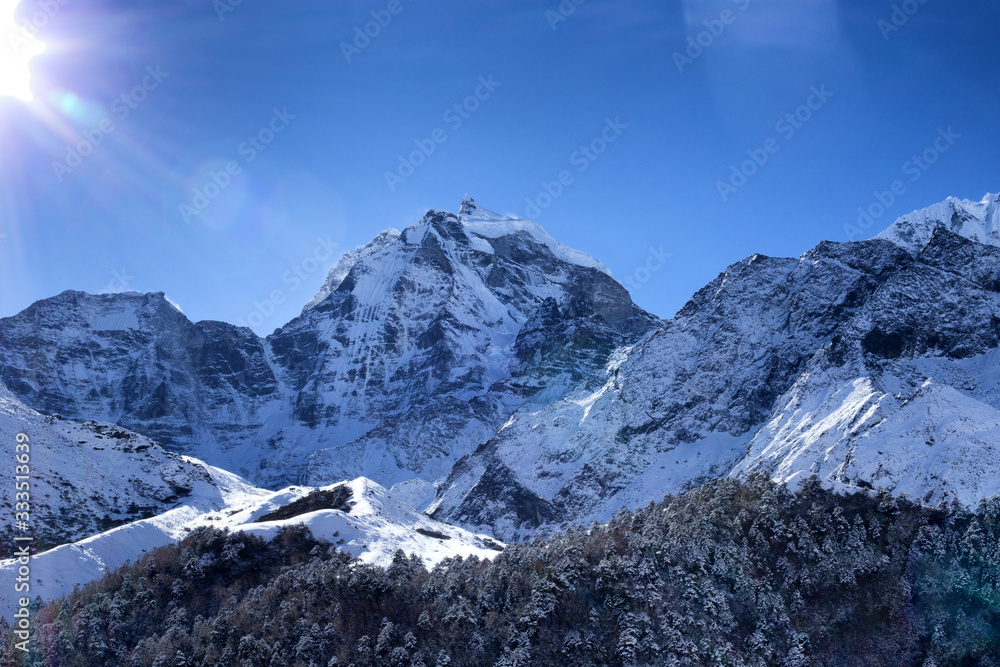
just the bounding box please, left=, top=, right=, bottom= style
left=0, top=0, right=46, bottom=101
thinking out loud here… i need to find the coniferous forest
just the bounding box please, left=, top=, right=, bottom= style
left=3, top=476, right=998, bottom=667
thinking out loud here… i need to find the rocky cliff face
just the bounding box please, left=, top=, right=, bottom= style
left=0, top=290, right=282, bottom=466
left=0, top=198, right=658, bottom=497
left=0, top=378, right=246, bottom=556
left=431, top=204, right=1000, bottom=540
left=3, top=194, right=999, bottom=544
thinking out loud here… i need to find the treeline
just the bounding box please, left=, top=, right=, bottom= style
left=2, top=476, right=998, bottom=666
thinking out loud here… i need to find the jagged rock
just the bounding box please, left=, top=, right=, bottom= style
left=0, top=199, right=658, bottom=495
left=432, top=201, right=1000, bottom=539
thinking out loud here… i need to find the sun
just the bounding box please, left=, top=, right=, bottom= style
left=0, top=0, right=46, bottom=101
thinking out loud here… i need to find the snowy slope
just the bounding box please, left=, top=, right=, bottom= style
left=302, top=229, right=403, bottom=313
left=434, top=217, right=1000, bottom=539
left=0, top=476, right=501, bottom=619
left=234, top=478, right=503, bottom=566
left=0, top=380, right=250, bottom=557
left=731, top=375, right=1000, bottom=505
left=877, top=192, right=1000, bottom=252
left=732, top=226, right=1000, bottom=503
left=0, top=198, right=658, bottom=494
left=3, top=191, right=1000, bottom=549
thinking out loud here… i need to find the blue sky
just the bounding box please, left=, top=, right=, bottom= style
left=1, top=0, right=999, bottom=332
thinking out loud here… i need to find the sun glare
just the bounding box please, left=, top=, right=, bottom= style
left=0, top=0, right=46, bottom=101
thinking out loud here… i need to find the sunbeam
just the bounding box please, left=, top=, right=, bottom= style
left=0, top=0, right=46, bottom=101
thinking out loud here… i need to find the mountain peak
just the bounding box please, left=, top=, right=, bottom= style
left=303, top=201, right=614, bottom=316
left=877, top=191, right=1000, bottom=253
left=455, top=199, right=613, bottom=276
left=457, top=196, right=511, bottom=223
left=460, top=194, right=478, bottom=216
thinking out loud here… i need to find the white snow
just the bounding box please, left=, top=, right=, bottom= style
left=0, top=473, right=502, bottom=620
left=460, top=198, right=612, bottom=276
left=732, top=363, right=1000, bottom=506
left=302, top=229, right=402, bottom=313
left=237, top=478, right=501, bottom=567
left=877, top=192, right=1000, bottom=252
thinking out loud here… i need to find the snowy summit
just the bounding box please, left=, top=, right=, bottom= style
left=878, top=192, right=1000, bottom=253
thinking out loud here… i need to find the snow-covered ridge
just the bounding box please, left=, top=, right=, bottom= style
left=0, top=476, right=503, bottom=619
left=434, top=205, right=1000, bottom=539
left=0, top=380, right=246, bottom=555
left=302, top=228, right=402, bottom=313
left=877, top=192, right=1000, bottom=252
left=731, top=373, right=1000, bottom=507
left=458, top=196, right=611, bottom=276
left=302, top=197, right=610, bottom=315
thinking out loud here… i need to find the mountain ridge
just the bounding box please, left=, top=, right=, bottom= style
left=0, top=198, right=659, bottom=496
left=431, top=209, right=1000, bottom=539
left=1, top=193, right=999, bottom=548
left=877, top=191, right=1000, bottom=252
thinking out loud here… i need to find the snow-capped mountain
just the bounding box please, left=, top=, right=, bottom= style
left=3, top=193, right=999, bottom=547
left=0, top=198, right=658, bottom=498
left=432, top=197, right=1000, bottom=539
left=877, top=192, right=1000, bottom=252
left=732, top=225, right=1000, bottom=505
left=0, top=379, right=249, bottom=557
left=272, top=197, right=657, bottom=495
left=0, top=476, right=503, bottom=617
left=0, top=290, right=282, bottom=476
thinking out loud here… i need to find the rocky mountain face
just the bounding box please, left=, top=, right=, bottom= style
left=0, top=198, right=658, bottom=498
left=877, top=192, right=1000, bottom=252
left=0, top=290, right=281, bottom=467
left=0, top=379, right=247, bottom=557
left=733, top=226, right=1000, bottom=504
left=431, top=196, right=1000, bottom=539
left=2, top=193, right=999, bottom=545
left=271, top=199, right=658, bottom=499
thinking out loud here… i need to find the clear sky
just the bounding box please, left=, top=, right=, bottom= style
left=1, top=0, right=999, bottom=333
